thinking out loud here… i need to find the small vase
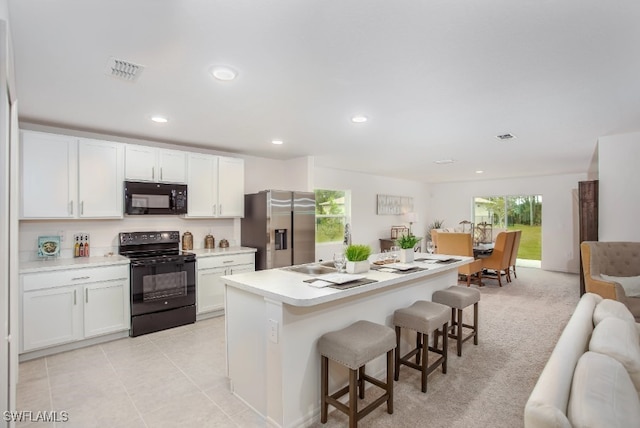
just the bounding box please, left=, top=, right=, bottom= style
left=346, top=260, right=369, bottom=274
left=399, top=248, right=414, bottom=263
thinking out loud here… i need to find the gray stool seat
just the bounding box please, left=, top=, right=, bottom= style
left=318, top=320, right=396, bottom=369
left=319, top=320, right=396, bottom=428
left=393, top=300, right=449, bottom=392
left=432, top=286, right=480, bottom=357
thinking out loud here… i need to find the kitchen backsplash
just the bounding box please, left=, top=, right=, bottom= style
left=19, top=217, right=240, bottom=262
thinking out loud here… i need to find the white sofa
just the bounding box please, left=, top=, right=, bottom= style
left=524, top=293, right=640, bottom=428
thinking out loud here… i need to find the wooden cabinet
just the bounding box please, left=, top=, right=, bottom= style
left=124, top=144, right=186, bottom=183
left=20, top=131, right=124, bottom=219
left=186, top=153, right=244, bottom=218
left=21, top=264, right=130, bottom=353
left=197, top=253, right=254, bottom=316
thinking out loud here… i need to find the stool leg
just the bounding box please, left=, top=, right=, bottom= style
left=421, top=332, right=428, bottom=393
left=386, top=349, right=394, bottom=414
left=394, top=326, right=401, bottom=381
left=358, top=365, right=365, bottom=399
left=457, top=308, right=463, bottom=357
left=474, top=302, right=479, bottom=345
left=321, top=356, right=328, bottom=423
left=442, top=321, right=448, bottom=374
left=450, top=307, right=456, bottom=335
left=349, top=368, right=357, bottom=428
left=416, top=331, right=422, bottom=365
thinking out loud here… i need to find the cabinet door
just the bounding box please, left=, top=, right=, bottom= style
left=83, top=280, right=130, bottom=338
left=78, top=139, right=124, bottom=218
left=22, top=286, right=81, bottom=351
left=186, top=153, right=217, bottom=217
left=124, top=144, right=156, bottom=181
left=20, top=131, right=77, bottom=219
left=197, top=266, right=227, bottom=314
left=158, top=149, right=186, bottom=183
left=217, top=156, right=244, bottom=217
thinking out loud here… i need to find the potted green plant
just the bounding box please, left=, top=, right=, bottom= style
left=344, top=244, right=372, bottom=273
left=395, top=234, right=422, bottom=263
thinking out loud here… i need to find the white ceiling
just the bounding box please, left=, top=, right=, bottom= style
left=8, top=0, right=640, bottom=183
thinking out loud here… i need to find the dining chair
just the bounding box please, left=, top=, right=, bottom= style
left=480, top=231, right=515, bottom=286
left=436, top=232, right=483, bottom=287
left=508, top=230, right=522, bottom=280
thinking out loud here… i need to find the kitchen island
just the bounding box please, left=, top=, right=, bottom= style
left=222, top=254, right=472, bottom=427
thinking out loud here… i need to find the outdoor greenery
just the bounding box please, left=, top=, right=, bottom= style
left=477, top=196, right=541, bottom=227
left=508, top=224, right=541, bottom=260
left=345, top=244, right=372, bottom=262
left=396, top=234, right=421, bottom=249
left=315, top=189, right=346, bottom=243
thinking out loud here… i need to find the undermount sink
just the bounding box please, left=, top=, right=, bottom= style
left=283, top=263, right=337, bottom=275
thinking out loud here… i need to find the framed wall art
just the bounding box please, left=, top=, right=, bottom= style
left=376, top=194, right=414, bottom=215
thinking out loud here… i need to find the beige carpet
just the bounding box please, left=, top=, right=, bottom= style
left=310, top=267, right=580, bottom=428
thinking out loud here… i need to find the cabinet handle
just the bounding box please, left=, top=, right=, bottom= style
left=160, top=167, right=163, bottom=181
left=152, top=166, right=155, bottom=180
left=72, top=276, right=90, bottom=280
left=69, top=201, right=73, bottom=215
left=229, top=268, right=233, bottom=275
left=80, top=201, right=84, bottom=215
left=74, top=290, right=77, bottom=305
left=223, top=260, right=234, bottom=264
left=219, top=204, right=222, bottom=215
left=85, top=288, right=89, bottom=303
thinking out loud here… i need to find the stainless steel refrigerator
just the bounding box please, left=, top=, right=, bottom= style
left=241, top=190, right=316, bottom=270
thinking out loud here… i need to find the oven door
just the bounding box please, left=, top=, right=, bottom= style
left=130, top=257, right=196, bottom=316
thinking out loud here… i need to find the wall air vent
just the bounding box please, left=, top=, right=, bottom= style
left=105, top=57, right=144, bottom=82
left=496, top=133, right=516, bottom=140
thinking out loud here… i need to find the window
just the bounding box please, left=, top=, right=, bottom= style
left=473, top=195, right=542, bottom=261
left=315, top=189, right=350, bottom=243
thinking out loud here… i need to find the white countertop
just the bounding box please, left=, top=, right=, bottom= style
left=189, top=246, right=257, bottom=257
left=222, top=253, right=472, bottom=307
left=20, top=254, right=130, bottom=274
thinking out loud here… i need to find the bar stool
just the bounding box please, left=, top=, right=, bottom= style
left=432, top=285, right=480, bottom=357
left=318, top=320, right=396, bottom=428
left=393, top=300, right=449, bottom=393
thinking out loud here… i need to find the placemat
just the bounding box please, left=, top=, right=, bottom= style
left=304, top=278, right=378, bottom=290
left=414, top=257, right=461, bottom=264
left=370, top=265, right=428, bottom=274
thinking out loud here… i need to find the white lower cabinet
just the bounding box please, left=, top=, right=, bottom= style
left=197, top=253, right=255, bottom=316
left=21, top=264, right=130, bottom=353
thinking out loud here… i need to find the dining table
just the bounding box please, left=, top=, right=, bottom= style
left=473, top=242, right=494, bottom=258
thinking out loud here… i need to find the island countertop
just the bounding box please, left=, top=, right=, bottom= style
left=222, top=253, right=472, bottom=307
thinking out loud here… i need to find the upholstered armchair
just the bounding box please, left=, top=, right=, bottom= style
left=480, top=231, right=515, bottom=287
left=580, top=241, right=640, bottom=321
left=436, top=232, right=483, bottom=286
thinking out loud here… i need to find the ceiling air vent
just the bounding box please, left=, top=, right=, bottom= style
left=496, top=133, right=516, bottom=140
left=105, top=57, right=144, bottom=82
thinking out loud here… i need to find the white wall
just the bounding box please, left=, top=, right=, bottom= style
left=244, top=156, right=313, bottom=193
left=314, top=166, right=430, bottom=262
left=598, top=131, right=640, bottom=241
left=428, top=173, right=587, bottom=273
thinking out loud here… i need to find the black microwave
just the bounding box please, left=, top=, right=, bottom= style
left=124, top=181, right=188, bottom=215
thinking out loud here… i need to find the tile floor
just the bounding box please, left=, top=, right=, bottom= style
left=16, top=317, right=266, bottom=428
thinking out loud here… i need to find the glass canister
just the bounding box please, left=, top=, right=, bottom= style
left=204, top=233, right=215, bottom=249
left=182, top=231, right=193, bottom=250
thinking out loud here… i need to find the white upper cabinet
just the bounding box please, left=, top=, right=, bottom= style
left=21, top=131, right=77, bottom=218
left=124, top=144, right=186, bottom=183
left=21, top=131, right=124, bottom=219
left=78, top=139, right=124, bottom=218
left=186, top=153, right=244, bottom=218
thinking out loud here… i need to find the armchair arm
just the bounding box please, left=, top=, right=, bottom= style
left=584, top=276, right=618, bottom=300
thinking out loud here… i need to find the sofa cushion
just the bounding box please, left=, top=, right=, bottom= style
left=594, top=298, right=637, bottom=326
left=601, top=274, right=640, bottom=297
left=568, top=351, right=640, bottom=428
left=589, top=317, right=640, bottom=391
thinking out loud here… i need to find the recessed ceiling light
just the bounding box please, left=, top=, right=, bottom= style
left=150, top=116, right=168, bottom=123
left=434, top=159, right=455, bottom=165
left=272, top=140, right=283, bottom=145
left=351, top=115, right=368, bottom=123
left=210, top=66, right=238, bottom=81
left=496, top=133, right=516, bottom=140
left=475, top=170, right=484, bottom=174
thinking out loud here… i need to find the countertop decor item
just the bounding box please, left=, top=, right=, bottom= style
left=38, top=235, right=61, bottom=258
left=219, top=239, right=229, bottom=248
left=182, top=231, right=193, bottom=250
left=345, top=244, right=372, bottom=274
left=204, top=233, right=215, bottom=249
left=395, top=234, right=421, bottom=263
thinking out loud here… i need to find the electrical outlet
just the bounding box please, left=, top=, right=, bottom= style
left=268, top=319, right=279, bottom=343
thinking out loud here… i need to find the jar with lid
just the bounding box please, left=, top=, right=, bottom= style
left=182, top=231, right=193, bottom=250
left=204, top=233, right=215, bottom=249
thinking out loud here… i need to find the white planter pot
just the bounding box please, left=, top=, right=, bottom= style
left=399, top=248, right=414, bottom=263
left=346, top=260, right=369, bottom=274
